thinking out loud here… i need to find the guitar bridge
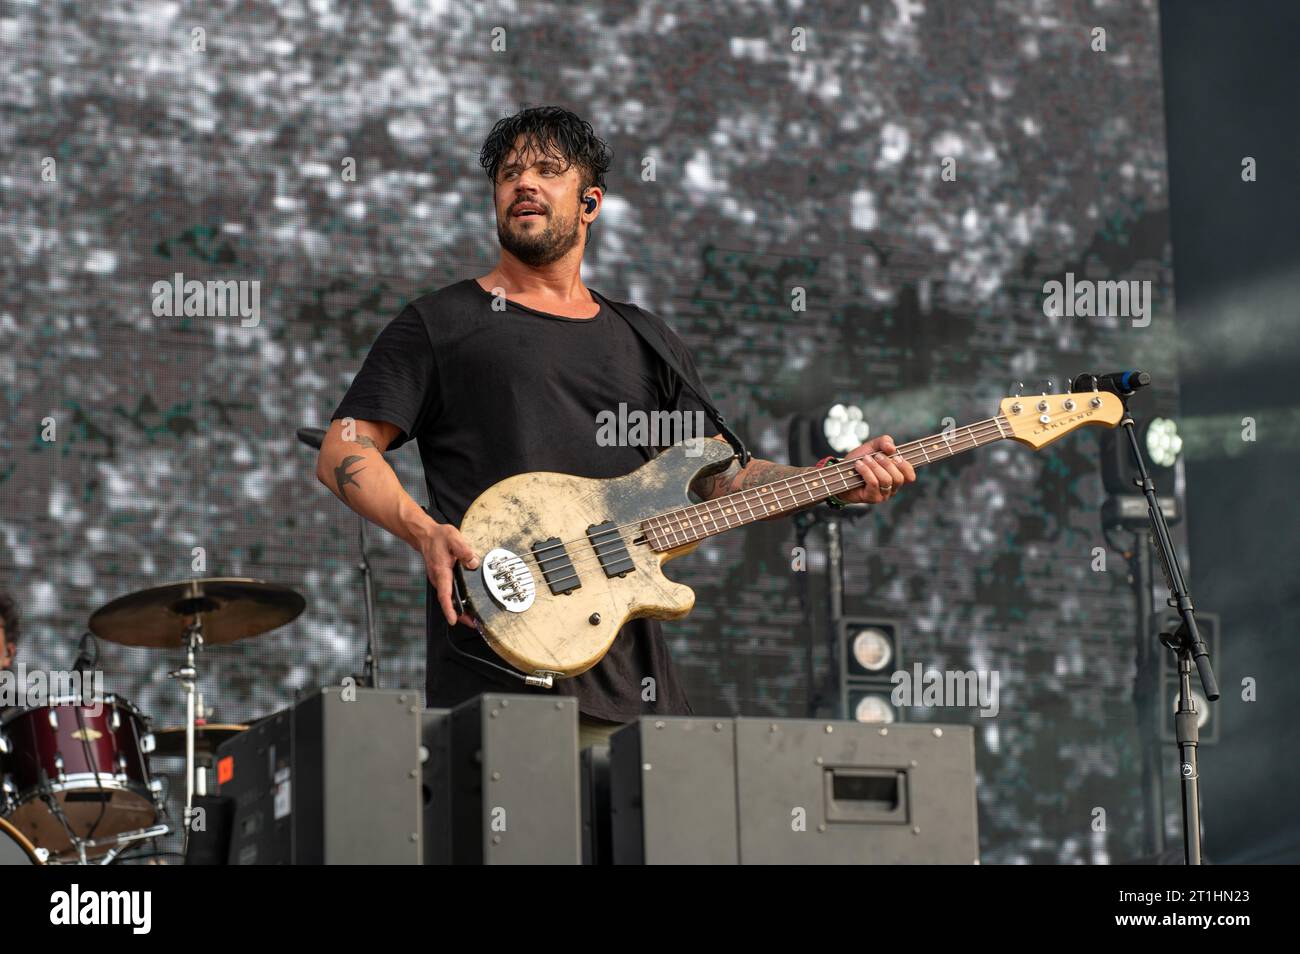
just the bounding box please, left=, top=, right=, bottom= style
left=481, top=547, right=537, bottom=612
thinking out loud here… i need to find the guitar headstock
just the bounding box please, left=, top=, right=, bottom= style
left=999, top=390, right=1124, bottom=450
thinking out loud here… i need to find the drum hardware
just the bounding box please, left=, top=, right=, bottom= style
left=87, top=577, right=304, bottom=852
left=38, top=784, right=90, bottom=864
left=3, top=577, right=310, bottom=864
left=152, top=719, right=247, bottom=797
left=1, top=695, right=170, bottom=863
left=152, top=723, right=248, bottom=760
left=167, top=617, right=203, bottom=834
left=34, top=769, right=102, bottom=868
left=87, top=577, right=306, bottom=649
left=49, top=822, right=172, bottom=866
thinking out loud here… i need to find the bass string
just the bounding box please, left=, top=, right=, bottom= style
left=481, top=417, right=1009, bottom=583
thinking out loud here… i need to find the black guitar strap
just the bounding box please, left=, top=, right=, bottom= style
left=591, top=289, right=750, bottom=468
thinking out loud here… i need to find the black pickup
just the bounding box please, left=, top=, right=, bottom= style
left=586, top=521, right=636, bottom=578
left=532, top=536, right=581, bottom=595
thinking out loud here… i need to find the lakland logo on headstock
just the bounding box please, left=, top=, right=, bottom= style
left=1035, top=407, right=1097, bottom=434
left=1000, top=389, right=1123, bottom=449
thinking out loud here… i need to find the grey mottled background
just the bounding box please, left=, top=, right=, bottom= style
left=1, top=0, right=1192, bottom=863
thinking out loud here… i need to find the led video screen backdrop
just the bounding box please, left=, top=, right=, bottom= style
left=0, top=0, right=1178, bottom=862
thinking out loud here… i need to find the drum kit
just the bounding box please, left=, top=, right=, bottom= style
left=0, top=577, right=304, bottom=864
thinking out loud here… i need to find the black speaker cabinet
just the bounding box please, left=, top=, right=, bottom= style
left=733, top=718, right=979, bottom=864
left=581, top=743, right=612, bottom=865
left=217, top=687, right=423, bottom=864
left=608, top=717, right=979, bottom=864
left=449, top=693, right=581, bottom=864
left=421, top=708, right=452, bottom=864
left=609, top=717, right=739, bottom=864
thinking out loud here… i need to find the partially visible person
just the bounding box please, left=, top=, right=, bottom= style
left=0, top=590, right=18, bottom=672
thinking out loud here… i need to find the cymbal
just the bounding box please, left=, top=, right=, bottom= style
left=151, top=724, right=249, bottom=760
left=88, top=577, right=306, bottom=648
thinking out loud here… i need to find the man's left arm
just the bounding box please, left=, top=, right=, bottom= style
left=689, top=434, right=917, bottom=518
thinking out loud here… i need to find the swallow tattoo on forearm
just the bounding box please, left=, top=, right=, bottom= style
left=334, top=454, right=366, bottom=503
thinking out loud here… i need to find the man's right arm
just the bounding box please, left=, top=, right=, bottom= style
left=314, top=417, right=479, bottom=626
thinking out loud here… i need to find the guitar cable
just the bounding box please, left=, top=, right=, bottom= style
left=442, top=623, right=531, bottom=683
left=421, top=502, right=544, bottom=686
left=441, top=571, right=553, bottom=687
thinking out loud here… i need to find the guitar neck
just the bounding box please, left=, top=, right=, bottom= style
left=641, top=415, right=1012, bottom=551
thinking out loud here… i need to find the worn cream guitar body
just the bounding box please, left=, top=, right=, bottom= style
left=453, top=390, right=1125, bottom=680
left=455, top=437, right=735, bottom=680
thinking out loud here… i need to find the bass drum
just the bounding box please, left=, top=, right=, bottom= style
left=0, top=816, right=43, bottom=865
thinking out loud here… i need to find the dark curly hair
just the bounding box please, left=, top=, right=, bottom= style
left=0, top=590, right=18, bottom=656
left=478, top=105, right=612, bottom=235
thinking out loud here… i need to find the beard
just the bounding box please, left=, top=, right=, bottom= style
left=496, top=202, right=583, bottom=267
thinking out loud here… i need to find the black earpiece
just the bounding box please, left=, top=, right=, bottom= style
left=584, top=196, right=597, bottom=213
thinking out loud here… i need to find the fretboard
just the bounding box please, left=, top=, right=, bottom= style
left=641, top=415, right=1012, bottom=551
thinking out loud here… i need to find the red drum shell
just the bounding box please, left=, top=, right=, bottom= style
left=0, top=695, right=157, bottom=858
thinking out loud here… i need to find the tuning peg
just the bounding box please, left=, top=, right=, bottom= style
left=1014, top=381, right=1024, bottom=398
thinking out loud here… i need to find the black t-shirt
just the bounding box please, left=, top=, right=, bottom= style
left=331, top=278, right=721, bottom=721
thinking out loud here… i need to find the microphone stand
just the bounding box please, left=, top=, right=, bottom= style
left=297, top=426, right=382, bottom=689
left=357, top=514, right=380, bottom=689
left=793, top=502, right=870, bottom=719
left=1129, top=525, right=1167, bottom=857
left=1113, top=382, right=1219, bottom=865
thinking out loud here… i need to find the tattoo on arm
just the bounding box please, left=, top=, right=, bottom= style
left=334, top=455, right=366, bottom=504
left=693, top=458, right=822, bottom=520
left=690, top=460, right=741, bottom=501
left=737, top=460, right=805, bottom=491
left=692, top=459, right=805, bottom=495
left=354, top=435, right=378, bottom=450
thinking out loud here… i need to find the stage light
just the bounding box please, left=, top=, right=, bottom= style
left=839, top=618, right=904, bottom=722
left=1101, top=412, right=1183, bottom=500
left=852, top=692, right=897, bottom=724
left=788, top=402, right=871, bottom=466
left=823, top=403, right=870, bottom=455
left=851, top=627, right=893, bottom=672
left=1146, top=417, right=1183, bottom=469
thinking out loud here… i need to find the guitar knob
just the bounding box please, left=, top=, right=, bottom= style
left=1037, top=400, right=1048, bottom=412
left=588, top=613, right=601, bottom=625
left=1011, top=402, right=1022, bottom=414
left=1063, top=399, right=1076, bottom=411
left=1091, top=396, right=1103, bottom=408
